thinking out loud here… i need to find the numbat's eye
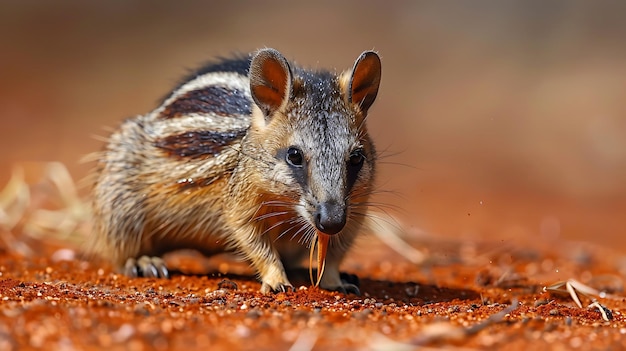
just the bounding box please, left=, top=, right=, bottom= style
left=286, top=147, right=304, bottom=167
left=349, top=149, right=365, bottom=166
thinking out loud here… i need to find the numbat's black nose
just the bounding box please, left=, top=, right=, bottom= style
left=315, top=201, right=346, bottom=235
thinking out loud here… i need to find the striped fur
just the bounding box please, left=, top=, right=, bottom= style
left=88, top=49, right=382, bottom=294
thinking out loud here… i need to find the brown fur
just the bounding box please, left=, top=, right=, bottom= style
left=88, top=48, right=382, bottom=293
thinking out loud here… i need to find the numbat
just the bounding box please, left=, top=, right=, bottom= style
left=88, top=48, right=382, bottom=294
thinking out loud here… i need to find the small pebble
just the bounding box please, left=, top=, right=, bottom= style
left=217, top=279, right=238, bottom=291
left=51, top=249, right=76, bottom=262
left=565, top=316, right=573, bottom=326
left=405, top=285, right=420, bottom=297
left=111, top=323, right=135, bottom=343
left=246, top=309, right=262, bottom=319
left=235, top=325, right=250, bottom=338
left=569, top=336, right=583, bottom=348
left=353, top=308, right=372, bottom=320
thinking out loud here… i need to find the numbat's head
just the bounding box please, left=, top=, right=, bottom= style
left=244, top=48, right=381, bottom=236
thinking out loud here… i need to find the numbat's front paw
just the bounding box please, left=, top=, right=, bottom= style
left=260, top=280, right=294, bottom=294
left=321, top=272, right=361, bottom=295
left=326, top=282, right=361, bottom=295
left=259, top=267, right=293, bottom=294
left=124, top=256, right=169, bottom=279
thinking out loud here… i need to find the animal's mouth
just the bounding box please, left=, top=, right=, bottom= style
left=310, top=231, right=330, bottom=287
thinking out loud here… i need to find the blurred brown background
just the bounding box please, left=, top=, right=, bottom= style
left=1, top=1, right=624, bottom=248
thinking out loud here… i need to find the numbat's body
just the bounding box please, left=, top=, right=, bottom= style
left=88, top=48, right=381, bottom=294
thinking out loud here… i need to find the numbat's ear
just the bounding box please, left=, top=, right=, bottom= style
left=249, top=48, right=293, bottom=119
left=345, top=51, right=381, bottom=114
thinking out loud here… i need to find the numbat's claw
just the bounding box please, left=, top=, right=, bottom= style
left=124, top=256, right=169, bottom=279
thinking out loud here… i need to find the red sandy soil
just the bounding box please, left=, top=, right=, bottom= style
left=1, top=231, right=625, bottom=351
